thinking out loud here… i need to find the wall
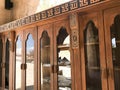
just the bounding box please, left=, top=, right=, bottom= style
left=0, top=0, right=12, bottom=25
left=0, top=0, right=71, bottom=24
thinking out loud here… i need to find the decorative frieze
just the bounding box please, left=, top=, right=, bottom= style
left=25, top=16, right=31, bottom=24
left=79, top=0, right=89, bottom=7
left=41, top=11, right=47, bottom=19
left=47, top=9, right=54, bottom=17
left=0, top=0, right=104, bottom=32
left=70, top=1, right=78, bottom=10
left=90, top=0, right=101, bottom=4
left=61, top=3, right=69, bottom=13
left=30, top=15, right=36, bottom=23
left=54, top=6, right=61, bottom=15
left=35, top=13, right=41, bottom=21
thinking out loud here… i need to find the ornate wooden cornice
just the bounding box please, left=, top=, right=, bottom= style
left=0, top=0, right=104, bottom=32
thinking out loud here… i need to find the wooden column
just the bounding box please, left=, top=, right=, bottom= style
left=69, top=13, right=82, bottom=90
left=1, top=35, right=6, bottom=90
left=7, top=31, right=15, bottom=90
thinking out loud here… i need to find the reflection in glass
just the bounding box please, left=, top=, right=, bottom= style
left=110, top=15, right=120, bottom=90
left=5, top=39, right=10, bottom=89
left=26, top=34, right=34, bottom=90
left=40, top=31, right=50, bottom=90
left=84, top=21, right=101, bottom=90
left=57, top=28, right=71, bottom=90
left=15, top=36, right=22, bottom=90
left=0, top=39, right=3, bottom=87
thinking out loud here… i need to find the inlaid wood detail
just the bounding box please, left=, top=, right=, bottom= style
left=0, top=0, right=104, bottom=32
left=79, top=0, right=89, bottom=7
left=70, top=1, right=78, bottom=10
left=61, top=3, right=69, bottom=13
left=54, top=6, right=61, bottom=15
left=72, top=30, right=79, bottom=48
left=47, top=9, right=54, bottom=17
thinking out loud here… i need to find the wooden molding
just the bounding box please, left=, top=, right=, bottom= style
left=0, top=0, right=105, bottom=32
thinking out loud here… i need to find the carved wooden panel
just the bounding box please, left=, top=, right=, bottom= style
left=54, top=6, right=61, bottom=15
left=41, top=11, right=47, bottom=19
left=0, top=0, right=105, bottom=32
left=79, top=0, right=89, bottom=7
left=72, top=29, right=79, bottom=48
left=70, top=13, right=77, bottom=28
left=70, top=1, right=78, bottom=10
left=61, top=3, right=69, bottom=13
left=47, top=9, right=54, bottom=17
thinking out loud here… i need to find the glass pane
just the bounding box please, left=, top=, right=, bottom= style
left=40, top=31, right=50, bottom=90
left=110, top=15, right=120, bottom=90
left=0, top=39, right=3, bottom=87
left=26, top=34, right=34, bottom=90
left=84, top=21, right=102, bottom=90
left=57, top=28, right=71, bottom=90
left=5, top=39, right=10, bottom=89
left=15, top=36, right=22, bottom=90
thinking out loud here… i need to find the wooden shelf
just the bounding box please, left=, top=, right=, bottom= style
left=43, top=64, right=51, bottom=67
left=116, top=40, right=120, bottom=44
left=57, top=44, right=70, bottom=50
left=44, top=45, right=50, bottom=48
left=85, top=42, right=99, bottom=45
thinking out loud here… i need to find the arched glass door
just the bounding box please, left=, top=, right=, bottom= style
left=15, top=36, right=22, bottom=90
left=57, top=27, right=71, bottom=90
left=110, top=15, right=120, bottom=90
left=104, top=6, right=120, bottom=90
left=40, top=31, right=51, bottom=90
left=84, top=21, right=101, bottom=90
left=26, top=34, right=34, bottom=90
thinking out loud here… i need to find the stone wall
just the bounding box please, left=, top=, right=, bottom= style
left=0, top=0, right=12, bottom=25
left=12, top=0, right=40, bottom=20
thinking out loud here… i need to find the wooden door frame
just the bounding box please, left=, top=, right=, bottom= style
left=14, top=27, right=38, bottom=90
left=37, top=24, right=53, bottom=90
left=79, top=11, right=108, bottom=90
left=23, top=27, right=38, bottom=90
left=14, top=30, right=23, bottom=90
left=104, top=6, right=120, bottom=90
left=53, top=18, right=72, bottom=90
